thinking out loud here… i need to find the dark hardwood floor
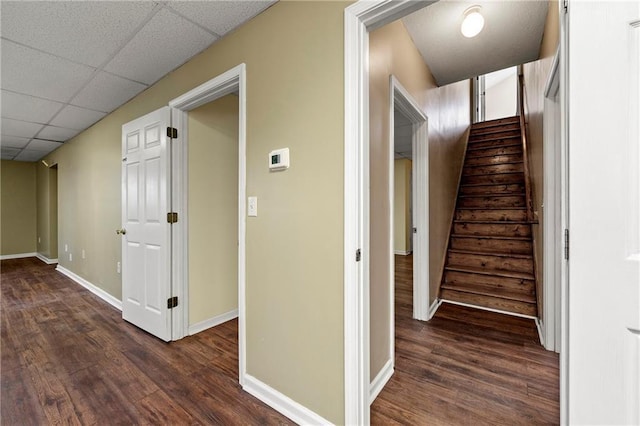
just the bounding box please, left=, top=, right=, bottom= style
left=1, top=257, right=293, bottom=425
left=371, top=254, right=559, bottom=425
left=2, top=256, right=558, bottom=425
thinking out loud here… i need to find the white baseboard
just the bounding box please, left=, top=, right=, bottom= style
left=535, top=317, right=545, bottom=348
left=428, top=298, right=443, bottom=320
left=0, top=252, right=37, bottom=260
left=35, top=253, right=58, bottom=265
left=188, top=309, right=238, bottom=335
left=369, top=358, right=393, bottom=405
left=55, top=265, right=122, bottom=311
left=243, top=374, right=333, bottom=425
left=394, top=250, right=411, bottom=256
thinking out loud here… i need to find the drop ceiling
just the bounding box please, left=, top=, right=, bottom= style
left=402, top=0, right=548, bottom=86
left=0, top=1, right=276, bottom=162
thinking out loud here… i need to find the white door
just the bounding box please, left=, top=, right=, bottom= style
left=567, top=2, right=640, bottom=423
left=121, top=107, right=172, bottom=342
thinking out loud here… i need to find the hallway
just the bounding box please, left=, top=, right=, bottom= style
left=371, top=255, right=559, bottom=424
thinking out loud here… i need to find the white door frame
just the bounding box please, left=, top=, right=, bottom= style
left=542, top=50, right=564, bottom=353
left=345, top=1, right=569, bottom=423
left=389, top=75, right=429, bottom=324
left=344, top=1, right=436, bottom=424
left=168, top=64, right=247, bottom=385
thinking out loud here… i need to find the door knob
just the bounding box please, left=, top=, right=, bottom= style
left=116, top=228, right=127, bottom=235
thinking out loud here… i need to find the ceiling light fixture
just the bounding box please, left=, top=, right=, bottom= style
left=461, top=5, right=485, bottom=38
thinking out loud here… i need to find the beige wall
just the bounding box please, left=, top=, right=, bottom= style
left=188, top=95, right=239, bottom=326
left=523, top=0, right=560, bottom=316
left=42, top=2, right=346, bottom=422
left=1, top=160, right=37, bottom=255
left=369, top=21, right=470, bottom=379
left=394, top=159, right=411, bottom=253
left=36, top=163, right=58, bottom=260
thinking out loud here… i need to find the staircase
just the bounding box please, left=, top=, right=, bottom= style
left=439, top=116, right=537, bottom=317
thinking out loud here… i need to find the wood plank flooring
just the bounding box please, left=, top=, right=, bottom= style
left=0, top=257, right=293, bottom=425
left=2, top=257, right=558, bottom=425
left=371, top=254, right=559, bottom=425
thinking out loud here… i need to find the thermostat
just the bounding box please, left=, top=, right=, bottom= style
left=268, top=148, right=289, bottom=171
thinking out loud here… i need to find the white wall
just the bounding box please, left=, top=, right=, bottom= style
left=484, top=67, right=517, bottom=120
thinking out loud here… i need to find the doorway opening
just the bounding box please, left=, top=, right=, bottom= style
left=473, top=66, right=518, bottom=123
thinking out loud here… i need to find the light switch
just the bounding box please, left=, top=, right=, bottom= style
left=248, top=196, right=258, bottom=217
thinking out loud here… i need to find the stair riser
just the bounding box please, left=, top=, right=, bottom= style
left=440, top=289, right=537, bottom=316
left=465, top=154, right=523, bottom=167
left=444, top=270, right=535, bottom=293
left=450, top=237, right=532, bottom=255
left=459, top=183, right=525, bottom=196
left=463, top=163, right=523, bottom=177
left=466, top=137, right=521, bottom=150
left=469, top=130, right=521, bottom=143
left=458, top=196, right=525, bottom=209
left=470, top=123, right=520, bottom=136
left=453, top=222, right=532, bottom=238
left=471, top=117, right=520, bottom=130
left=446, top=252, right=534, bottom=274
left=461, top=173, right=524, bottom=186
left=455, top=209, right=528, bottom=222
left=466, top=145, right=522, bottom=158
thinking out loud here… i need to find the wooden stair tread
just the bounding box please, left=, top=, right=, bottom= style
left=454, top=207, right=527, bottom=211
left=451, top=234, right=530, bottom=241
left=466, top=142, right=521, bottom=152
left=441, top=283, right=536, bottom=303
left=464, top=160, right=523, bottom=168
left=440, top=291, right=537, bottom=316
left=448, top=249, right=532, bottom=259
left=461, top=182, right=524, bottom=188
left=453, top=220, right=532, bottom=225
left=458, top=193, right=525, bottom=199
left=470, top=117, right=519, bottom=129
left=465, top=148, right=522, bottom=158
left=445, top=265, right=534, bottom=280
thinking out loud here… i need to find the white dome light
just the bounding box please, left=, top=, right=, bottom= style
left=461, top=6, right=485, bottom=38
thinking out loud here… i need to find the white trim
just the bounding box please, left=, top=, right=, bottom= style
left=428, top=298, right=443, bottom=320
left=440, top=299, right=538, bottom=320
left=0, top=252, right=37, bottom=260
left=393, top=250, right=411, bottom=256
left=169, top=63, right=247, bottom=387
left=369, top=359, right=393, bottom=405
left=344, top=2, right=433, bottom=424
left=535, top=318, right=545, bottom=347
left=56, top=265, right=122, bottom=311
left=243, top=374, right=333, bottom=426
left=35, top=253, right=58, bottom=265
left=188, top=309, right=239, bottom=335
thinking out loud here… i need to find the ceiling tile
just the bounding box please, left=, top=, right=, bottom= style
left=50, top=105, right=106, bottom=130
left=37, top=126, right=79, bottom=142
left=1, top=152, right=16, bottom=160
left=25, top=139, right=63, bottom=152
left=0, top=135, right=31, bottom=149
left=104, top=8, right=217, bottom=85
left=0, top=2, right=157, bottom=67
left=168, top=1, right=275, bottom=36
left=71, top=72, right=147, bottom=113
left=0, top=39, right=95, bottom=103
left=1, top=117, right=44, bottom=138
left=13, top=149, right=47, bottom=162
left=1, top=147, right=21, bottom=156
left=1, top=90, right=64, bottom=123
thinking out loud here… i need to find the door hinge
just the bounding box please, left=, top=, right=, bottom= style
left=564, top=228, right=569, bottom=260
left=562, top=0, right=568, bottom=13
left=356, top=249, right=361, bottom=262
left=166, top=127, right=178, bottom=139
left=167, top=212, right=178, bottom=224
left=167, top=296, right=178, bottom=309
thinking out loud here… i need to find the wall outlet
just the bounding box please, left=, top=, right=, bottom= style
left=64, top=244, right=68, bottom=252
left=69, top=253, right=73, bottom=261
left=117, top=261, right=121, bottom=274
left=82, top=249, right=86, bottom=259
left=38, top=237, right=41, bottom=244
left=248, top=196, right=258, bottom=217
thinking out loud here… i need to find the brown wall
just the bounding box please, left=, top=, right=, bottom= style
left=522, top=0, right=560, bottom=316
left=1, top=160, right=37, bottom=256
left=369, top=21, right=470, bottom=380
